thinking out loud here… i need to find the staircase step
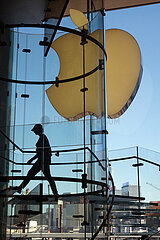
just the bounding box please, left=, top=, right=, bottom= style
left=72, top=169, right=83, bottom=173
left=73, top=215, right=84, bottom=218
left=11, top=169, right=21, bottom=173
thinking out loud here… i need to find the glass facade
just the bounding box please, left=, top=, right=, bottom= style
left=0, top=1, right=159, bottom=239
left=0, top=2, right=109, bottom=239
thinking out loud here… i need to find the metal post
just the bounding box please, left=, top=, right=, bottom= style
left=60, top=204, right=63, bottom=234
left=136, top=146, right=142, bottom=227
left=101, top=1, right=109, bottom=238
left=136, top=146, right=141, bottom=207
left=90, top=116, right=93, bottom=192
left=48, top=185, right=51, bottom=233
left=90, top=115, right=94, bottom=236
left=40, top=183, right=43, bottom=214
left=83, top=42, right=87, bottom=240
left=87, top=0, right=90, bottom=21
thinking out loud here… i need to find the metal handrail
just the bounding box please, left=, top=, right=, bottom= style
left=90, top=171, right=115, bottom=240
left=109, top=156, right=160, bottom=168
left=4, top=23, right=107, bottom=59
left=0, top=128, right=106, bottom=170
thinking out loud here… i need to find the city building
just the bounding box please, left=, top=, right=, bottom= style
left=122, top=182, right=140, bottom=197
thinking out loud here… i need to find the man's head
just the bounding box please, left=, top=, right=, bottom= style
left=31, top=124, right=43, bottom=135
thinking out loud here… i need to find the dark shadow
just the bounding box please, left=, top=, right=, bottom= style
left=17, top=124, right=58, bottom=198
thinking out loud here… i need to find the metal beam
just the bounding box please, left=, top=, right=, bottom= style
left=44, top=0, right=70, bottom=57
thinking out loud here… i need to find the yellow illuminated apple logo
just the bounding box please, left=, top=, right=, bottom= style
left=46, top=9, right=142, bottom=120
left=106, top=29, right=142, bottom=118
left=70, top=9, right=88, bottom=30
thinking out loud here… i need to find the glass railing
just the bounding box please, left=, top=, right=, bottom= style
left=5, top=150, right=106, bottom=194
left=0, top=131, right=108, bottom=237
left=3, top=144, right=160, bottom=238
left=109, top=146, right=160, bottom=201
left=4, top=119, right=105, bottom=150
left=108, top=146, right=160, bottom=236
left=1, top=125, right=160, bottom=238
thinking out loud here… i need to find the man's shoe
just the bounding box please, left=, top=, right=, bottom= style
left=13, top=186, right=22, bottom=194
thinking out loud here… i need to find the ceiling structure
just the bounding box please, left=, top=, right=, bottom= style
left=103, top=0, right=160, bottom=11
left=47, top=0, right=160, bottom=19
left=0, top=0, right=48, bottom=24
left=0, top=0, right=160, bottom=24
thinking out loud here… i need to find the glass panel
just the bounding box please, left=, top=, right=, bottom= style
left=1, top=9, right=108, bottom=239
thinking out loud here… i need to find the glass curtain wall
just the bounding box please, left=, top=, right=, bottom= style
left=0, top=1, right=108, bottom=239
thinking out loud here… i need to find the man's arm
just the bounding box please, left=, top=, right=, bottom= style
left=27, top=154, right=38, bottom=164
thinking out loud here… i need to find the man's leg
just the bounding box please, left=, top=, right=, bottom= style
left=18, top=161, right=41, bottom=192
left=43, top=164, right=58, bottom=196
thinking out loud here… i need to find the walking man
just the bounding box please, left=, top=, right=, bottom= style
left=17, top=124, right=58, bottom=199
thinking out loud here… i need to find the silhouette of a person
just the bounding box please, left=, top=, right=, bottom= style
left=17, top=124, right=58, bottom=198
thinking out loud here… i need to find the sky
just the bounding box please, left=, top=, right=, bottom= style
left=7, top=4, right=160, bottom=201
left=105, top=4, right=160, bottom=200
left=106, top=4, right=160, bottom=152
